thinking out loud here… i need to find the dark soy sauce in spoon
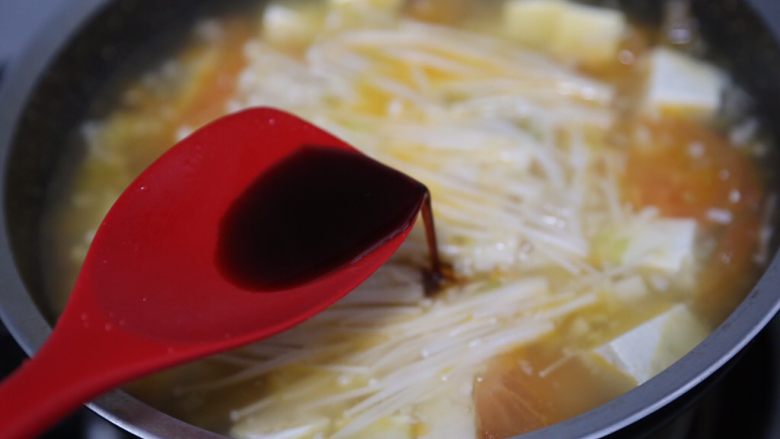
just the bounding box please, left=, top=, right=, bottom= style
left=218, top=145, right=445, bottom=291
left=0, top=109, right=454, bottom=439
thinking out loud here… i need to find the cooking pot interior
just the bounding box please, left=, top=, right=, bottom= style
left=7, top=0, right=780, bottom=323
left=3, top=0, right=780, bottom=437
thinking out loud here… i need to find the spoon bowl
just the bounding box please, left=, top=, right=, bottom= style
left=0, top=108, right=425, bottom=439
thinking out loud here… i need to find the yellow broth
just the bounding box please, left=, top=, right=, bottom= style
left=42, top=1, right=775, bottom=438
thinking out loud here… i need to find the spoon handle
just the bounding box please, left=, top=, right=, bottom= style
left=0, top=297, right=173, bottom=438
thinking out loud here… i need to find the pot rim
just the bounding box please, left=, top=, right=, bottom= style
left=1, top=1, right=779, bottom=438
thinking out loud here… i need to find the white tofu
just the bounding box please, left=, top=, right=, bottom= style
left=326, top=0, right=403, bottom=29
left=593, top=304, right=709, bottom=384
left=262, top=3, right=322, bottom=48
left=329, top=0, right=403, bottom=15
left=503, top=0, right=565, bottom=48
left=621, top=218, right=696, bottom=274
left=503, top=0, right=626, bottom=66
left=642, top=48, right=726, bottom=119
left=550, top=2, right=626, bottom=66
left=414, top=379, right=477, bottom=439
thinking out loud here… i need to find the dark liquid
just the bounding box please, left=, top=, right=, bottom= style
left=420, top=194, right=448, bottom=294
left=218, top=145, right=444, bottom=291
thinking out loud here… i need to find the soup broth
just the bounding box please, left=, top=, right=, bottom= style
left=44, top=0, right=776, bottom=438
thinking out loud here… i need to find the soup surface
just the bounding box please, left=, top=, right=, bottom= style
left=44, top=0, right=777, bottom=437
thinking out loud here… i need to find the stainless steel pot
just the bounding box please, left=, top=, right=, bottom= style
left=2, top=1, right=780, bottom=438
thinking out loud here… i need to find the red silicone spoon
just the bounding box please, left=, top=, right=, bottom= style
left=0, top=107, right=440, bottom=438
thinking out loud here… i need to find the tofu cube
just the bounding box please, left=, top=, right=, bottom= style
left=549, top=2, right=626, bottom=66
left=503, top=0, right=626, bottom=66
left=621, top=218, right=696, bottom=274
left=329, top=0, right=403, bottom=15
left=503, top=0, right=565, bottom=48
left=414, top=380, right=477, bottom=439
left=642, top=48, right=725, bottom=119
left=327, top=0, right=403, bottom=29
left=262, top=3, right=323, bottom=48
left=593, top=304, right=709, bottom=384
